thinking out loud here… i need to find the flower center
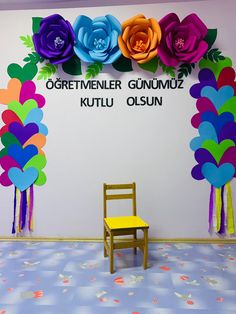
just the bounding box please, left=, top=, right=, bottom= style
left=94, top=38, right=105, bottom=50
left=134, top=40, right=146, bottom=52
left=175, top=37, right=185, bottom=49
left=54, top=37, right=65, bottom=49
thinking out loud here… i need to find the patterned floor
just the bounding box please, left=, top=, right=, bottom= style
left=0, top=241, right=235, bottom=313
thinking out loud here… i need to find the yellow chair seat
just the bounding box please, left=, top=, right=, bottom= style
left=104, top=216, right=149, bottom=230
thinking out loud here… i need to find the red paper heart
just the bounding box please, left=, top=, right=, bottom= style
left=217, top=67, right=236, bottom=94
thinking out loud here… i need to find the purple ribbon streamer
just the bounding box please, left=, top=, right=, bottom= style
left=28, top=185, right=34, bottom=231
left=218, top=185, right=225, bottom=234
left=21, top=190, right=27, bottom=230
left=11, top=187, right=17, bottom=234
left=208, top=185, right=214, bottom=232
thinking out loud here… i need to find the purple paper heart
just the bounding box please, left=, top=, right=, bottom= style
left=191, top=164, right=204, bottom=180
left=195, top=148, right=217, bottom=165
left=190, top=68, right=217, bottom=99
left=202, top=111, right=234, bottom=136
left=9, top=122, right=39, bottom=145
left=219, top=147, right=236, bottom=171
left=191, top=97, right=217, bottom=129
left=218, top=122, right=236, bottom=143
left=20, top=80, right=45, bottom=108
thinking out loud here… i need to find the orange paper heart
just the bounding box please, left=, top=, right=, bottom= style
left=0, top=78, right=21, bottom=105
left=23, top=133, right=46, bottom=155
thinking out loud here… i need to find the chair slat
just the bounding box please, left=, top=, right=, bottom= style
left=105, top=184, right=134, bottom=190
left=106, top=193, right=133, bottom=200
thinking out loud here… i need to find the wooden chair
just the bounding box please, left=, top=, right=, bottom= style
left=103, top=182, right=149, bottom=273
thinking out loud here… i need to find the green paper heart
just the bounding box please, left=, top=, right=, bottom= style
left=8, top=99, right=37, bottom=123
left=199, top=57, right=232, bottom=80
left=1, top=132, right=20, bottom=148
left=34, top=170, right=47, bottom=186
left=7, top=63, right=38, bottom=83
left=23, top=154, right=47, bottom=172
left=0, top=147, right=7, bottom=159
left=219, top=97, right=236, bottom=120
left=202, top=139, right=235, bottom=163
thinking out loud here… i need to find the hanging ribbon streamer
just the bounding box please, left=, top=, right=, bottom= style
left=219, top=185, right=225, bottom=234
left=11, top=187, right=17, bottom=234
left=29, top=185, right=34, bottom=231
left=215, top=187, right=222, bottom=233
left=208, top=185, right=214, bottom=233
left=226, top=182, right=235, bottom=235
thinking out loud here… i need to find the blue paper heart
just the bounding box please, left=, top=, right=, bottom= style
left=8, top=144, right=38, bottom=168
left=202, top=111, right=234, bottom=136
left=201, top=86, right=234, bottom=111
left=190, top=121, right=218, bottom=151
left=202, top=162, right=235, bottom=188
left=8, top=167, right=38, bottom=191
left=190, top=68, right=217, bottom=99
left=24, top=108, right=48, bottom=136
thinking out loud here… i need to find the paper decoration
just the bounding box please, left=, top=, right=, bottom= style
left=190, top=60, right=236, bottom=235
left=0, top=79, right=47, bottom=235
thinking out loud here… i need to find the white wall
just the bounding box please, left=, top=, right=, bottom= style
left=0, top=0, right=236, bottom=238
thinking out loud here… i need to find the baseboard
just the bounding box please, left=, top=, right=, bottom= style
left=0, top=237, right=236, bottom=244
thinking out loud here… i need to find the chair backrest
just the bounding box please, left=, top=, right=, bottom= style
left=103, top=183, right=137, bottom=218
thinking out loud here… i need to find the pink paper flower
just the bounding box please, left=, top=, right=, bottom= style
left=158, top=13, right=208, bottom=66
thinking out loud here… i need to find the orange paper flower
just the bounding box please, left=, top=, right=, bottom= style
left=118, top=14, right=161, bottom=64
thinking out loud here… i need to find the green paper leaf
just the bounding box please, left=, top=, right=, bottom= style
left=138, top=57, right=158, bottom=74
left=32, top=17, right=42, bottom=34
left=204, top=29, right=217, bottom=50
left=37, top=63, right=57, bottom=80
left=20, top=35, right=35, bottom=50
left=23, top=52, right=41, bottom=64
left=204, top=48, right=225, bottom=63
left=7, top=62, right=38, bottom=82
left=177, top=63, right=195, bottom=79
left=158, top=58, right=176, bottom=78
left=85, top=62, right=103, bottom=79
left=62, top=55, right=82, bottom=75
left=112, top=55, right=133, bottom=72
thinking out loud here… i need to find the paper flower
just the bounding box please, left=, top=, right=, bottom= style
left=73, top=15, right=122, bottom=64
left=118, top=14, right=162, bottom=64
left=33, top=14, right=75, bottom=64
left=158, top=13, right=208, bottom=67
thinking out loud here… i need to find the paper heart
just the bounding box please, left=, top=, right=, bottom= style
left=20, top=80, right=45, bottom=108
left=8, top=99, right=37, bottom=123
left=199, top=57, right=233, bottom=80
left=191, top=164, right=204, bottom=180
left=190, top=68, right=217, bottom=99
left=201, top=86, right=234, bottom=111
left=191, top=98, right=217, bottom=128
left=34, top=170, right=47, bottom=186
left=0, top=156, right=21, bottom=186
left=1, top=132, right=21, bottom=148
left=24, top=108, right=48, bottom=136
left=7, top=63, right=37, bottom=83
left=2, top=110, right=22, bottom=126
left=0, top=148, right=7, bottom=159
left=217, top=67, right=236, bottom=94
left=8, top=144, right=38, bottom=168
left=219, top=122, right=236, bottom=143
left=202, top=111, right=234, bottom=135
left=219, top=147, right=236, bottom=169
left=190, top=122, right=218, bottom=151
left=23, top=133, right=46, bottom=155
left=202, top=139, right=235, bottom=164
left=9, top=122, right=39, bottom=145
left=218, top=96, right=236, bottom=120
left=23, top=154, right=47, bottom=172
left=195, top=148, right=217, bottom=165
left=202, top=162, right=235, bottom=188
left=8, top=167, right=38, bottom=191
left=0, top=78, right=21, bottom=105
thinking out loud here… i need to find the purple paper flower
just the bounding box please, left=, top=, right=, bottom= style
left=33, top=14, right=75, bottom=64
left=158, top=13, right=208, bottom=67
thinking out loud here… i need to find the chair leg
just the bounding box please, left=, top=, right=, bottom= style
left=104, top=227, right=108, bottom=257
left=143, top=228, right=148, bottom=269
left=133, top=230, right=137, bottom=255
left=109, top=233, right=114, bottom=273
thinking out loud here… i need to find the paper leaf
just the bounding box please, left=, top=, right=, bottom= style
left=204, top=29, right=217, bottom=50
left=37, top=63, right=57, bottom=80
left=158, top=58, right=176, bottom=78
left=138, top=57, right=158, bottom=74
left=85, top=62, right=103, bottom=80
left=204, top=48, right=225, bottom=62
left=178, top=63, right=195, bottom=79
left=20, top=35, right=35, bottom=51
left=32, top=17, right=42, bottom=34
left=62, top=55, right=82, bottom=76
left=112, top=55, right=133, bottom=72
left=23, top=52, right=42, bottom=64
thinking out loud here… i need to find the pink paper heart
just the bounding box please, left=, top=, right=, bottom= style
left=191, top=97, right=217, bottom=128
left=20, top=80, right=45, bottom=108
left=0, top=156, right=21, bottom=186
